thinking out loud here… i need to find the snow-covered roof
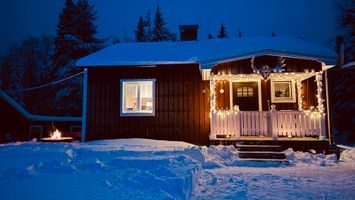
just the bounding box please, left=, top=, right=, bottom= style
left=342, top=61, right=355, bottom=68
left=76, top=37, right=338, bottom=69
left=0, top=91, right=81, bottom=122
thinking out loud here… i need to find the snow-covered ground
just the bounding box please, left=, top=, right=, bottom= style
left=0, top=139, right=354, bottom=200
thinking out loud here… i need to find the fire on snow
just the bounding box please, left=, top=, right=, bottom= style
left=50, top=129, right=62, bottom=139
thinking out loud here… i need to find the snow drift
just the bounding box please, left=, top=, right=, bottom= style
left=0, top=139, right=354, bottom=200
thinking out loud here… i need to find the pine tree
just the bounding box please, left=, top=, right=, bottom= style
left=144, top=10, right=152, bottom=41
left=7, top=44, right=25, bottom=106
left=52, top=0, right=101, bottom=115
left=52, top=0, right=76, bottom=69
left=112, top=37, right=120, bottom=44
left=135, top=16, right=146, bottom=42
left=238, top=29, right=242, bottom=38
left=337, top=0, right=354, bottom=61
left=217, top=23, right=228, bottom=38
left=74, top=0, right=101, bottom=58
left=152, top=5, right=175, bottom=41
left=208, top=33, right=214, bottom=39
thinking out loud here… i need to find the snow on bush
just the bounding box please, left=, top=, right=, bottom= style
left=339, top=145, right=355, bottom=162
left=285, top=148, right=338, bottom=166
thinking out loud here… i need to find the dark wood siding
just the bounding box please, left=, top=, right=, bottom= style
left=86, top=64, right=210, bottom=145
left=301, top=76, right=317, bottom=109
left=214, top=80, right=230, bottom=110
left=0, top=97, right=29, bottom=142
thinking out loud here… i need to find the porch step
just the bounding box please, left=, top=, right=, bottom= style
left=238, top=158, right=289, bottom=163
left=235, top=144, right=284, bottom=152
left=236, top=140, right=281, bottom=145
left=235, top=151, right=286, bottom=160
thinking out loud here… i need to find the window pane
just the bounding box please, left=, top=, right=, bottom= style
left=248, top=91, right=253, bottom=96
left=140, top=82, right=153, bottom=111
left=122, top=80, right=154, bottom=115
left=123, top=83, right=138, bottom=111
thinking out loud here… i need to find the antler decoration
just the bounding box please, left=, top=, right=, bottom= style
left=273, top=57, right=286, bottom=73
left=250, top=56, right=286, bottom=79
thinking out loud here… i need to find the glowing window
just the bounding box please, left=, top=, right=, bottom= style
left=237, top=87, right=254, bottom=97
left=121, top=79, right=155, bottom=116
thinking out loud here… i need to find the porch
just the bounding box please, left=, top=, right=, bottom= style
left=210, top=109, right=327, bottom=141
left=207, top=55, right=330, bottom=144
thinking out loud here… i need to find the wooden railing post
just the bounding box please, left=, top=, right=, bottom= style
left=319, top=113, right=326, bottom=140
left=210, top=111, right=216, bottom=140
left=270, top=105, right=278, bottom=140
left=234, top=105, right=241, bottom=139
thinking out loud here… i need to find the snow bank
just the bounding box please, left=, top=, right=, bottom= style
left=1, top=139, right=353, bottom=200
left=285, top=148, right=338, bottom=166
left=78, top=138, right=195, bottom=152
left=0, top=140, right=201, bottom=200
left=338, top=145, right=355, bottom=162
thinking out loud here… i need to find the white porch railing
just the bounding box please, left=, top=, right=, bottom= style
left=210, top=109, right=326, bottom=140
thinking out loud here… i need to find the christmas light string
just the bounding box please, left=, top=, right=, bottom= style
left=2, top=70, right=85, bottom=93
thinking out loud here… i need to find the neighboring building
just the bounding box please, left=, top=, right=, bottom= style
left=76, top=33, right=337, bottom=147
left=0, top=91, right=81, bottom=143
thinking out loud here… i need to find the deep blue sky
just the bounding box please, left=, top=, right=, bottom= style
left=0, top=0, right=340, bottom=55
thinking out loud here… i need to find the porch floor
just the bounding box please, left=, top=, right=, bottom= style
left=210, top=136, right=331, bottom=154
left=213, top=136, right=324, bottom=141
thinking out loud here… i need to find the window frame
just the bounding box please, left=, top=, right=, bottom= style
left=120, top=79, right=156, bottom=117
left=270, top=79, right=296, bottom=103
left=229, top=80, right=262, bottom=111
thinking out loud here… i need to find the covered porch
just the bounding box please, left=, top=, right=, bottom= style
left=207, top=55, right=330, bottom=142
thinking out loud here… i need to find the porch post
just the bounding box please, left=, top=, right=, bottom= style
left=81, top=68, right=88, bottom=142
left=209, top=75, right=216, bottom=139
left=270, top=105, right=278, bottom=140
left=234, top=105, right=241, bottom=140
left=315, top=73, right=326, bottom=140
left=315, top=73, right=325, bottom=113
left=296, top=79, right=303, bottom=111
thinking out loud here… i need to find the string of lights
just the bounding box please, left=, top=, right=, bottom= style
left=2, top=70, right=85, bottom=93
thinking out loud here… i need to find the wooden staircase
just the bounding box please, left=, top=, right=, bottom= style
left=235, top=141, right=288, bottom=162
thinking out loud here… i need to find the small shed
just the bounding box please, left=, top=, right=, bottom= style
left=0, top=91, right=82, bottom=143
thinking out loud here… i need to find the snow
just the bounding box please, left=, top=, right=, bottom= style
left=342, top=61, right=355, bottom=68
left=0, top=139, right=354, bottom=200
left=76, top=37, right=338, bottom=68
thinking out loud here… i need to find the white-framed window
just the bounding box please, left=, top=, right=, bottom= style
left=120, top=79, right=155, bottom=116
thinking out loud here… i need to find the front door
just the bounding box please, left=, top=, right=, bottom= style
left=232, top=82, right=259, bottom=111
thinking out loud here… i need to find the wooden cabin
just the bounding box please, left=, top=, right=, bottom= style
left=0, top=91, right=82, bottom=143
left=76, top=35, right=337, bottom=148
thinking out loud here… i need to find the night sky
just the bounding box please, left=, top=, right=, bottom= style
left=0, top=0, right=339, bottom=55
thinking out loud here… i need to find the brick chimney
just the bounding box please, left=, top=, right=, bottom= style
left=179, top=24, right=199, bottom=41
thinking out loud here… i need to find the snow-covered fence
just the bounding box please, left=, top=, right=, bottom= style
left=211, top=111, right=241, bottom=139
left=240, top=111, right=269, bottom=137
left=211, top=109, right=326, bottom=140
left=270, top=110, right=326, bottom=139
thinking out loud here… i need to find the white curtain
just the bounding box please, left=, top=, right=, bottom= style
left=140, top=82, right=152, bottom=98
left=124, top=83, right=138, bottom=98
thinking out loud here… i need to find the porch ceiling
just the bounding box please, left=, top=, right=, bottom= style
left=212, top=72, right=318, bottom=81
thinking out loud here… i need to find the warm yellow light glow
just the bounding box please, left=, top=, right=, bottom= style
left=50, top=129, right=62, bottom=139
